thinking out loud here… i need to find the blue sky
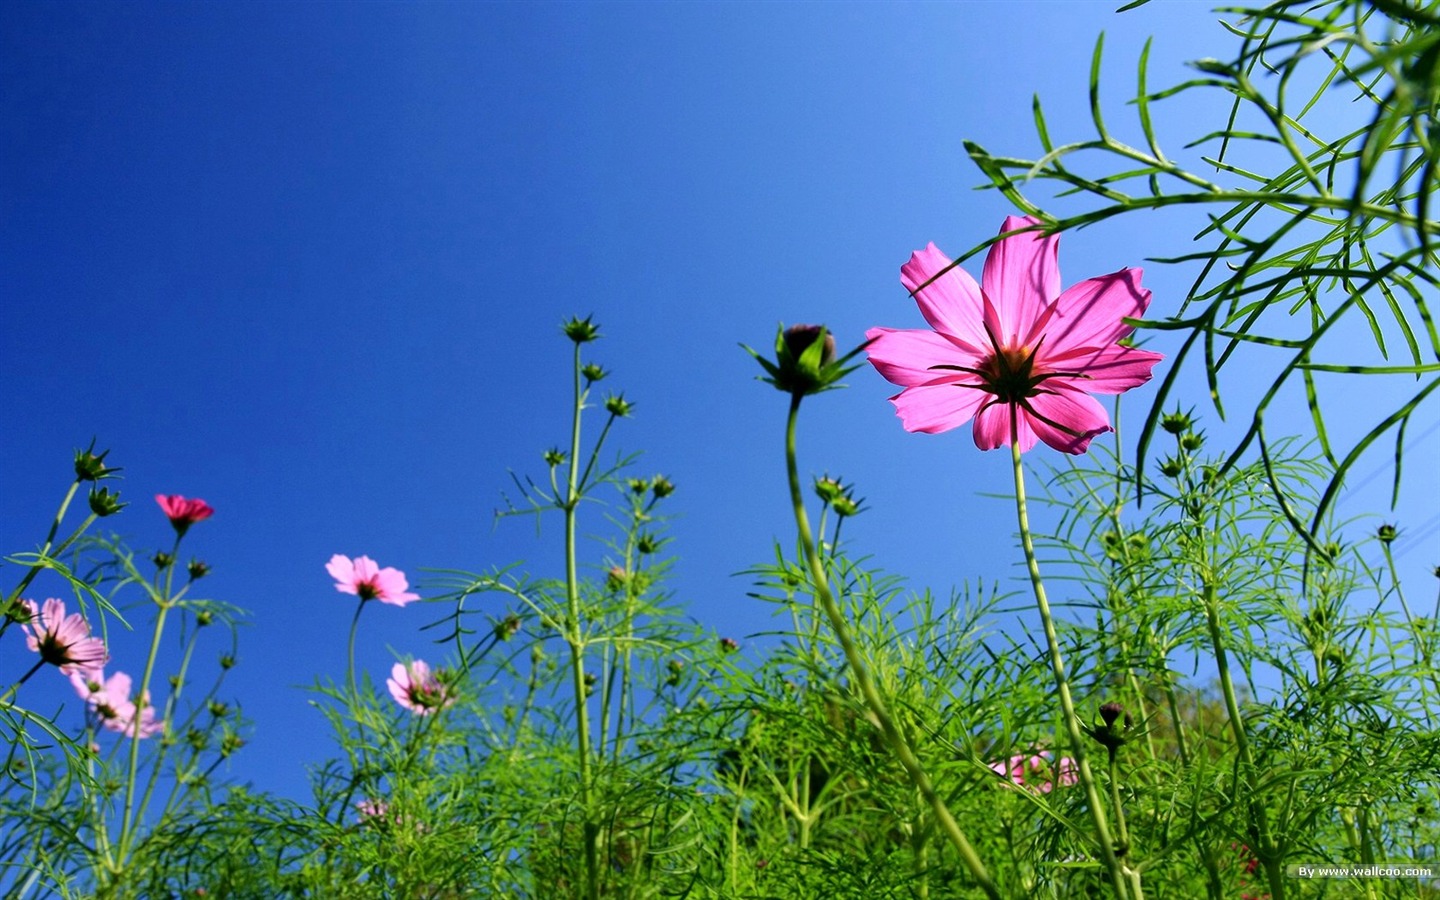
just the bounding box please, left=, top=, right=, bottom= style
left=4, top=1, right=1435, bottom=805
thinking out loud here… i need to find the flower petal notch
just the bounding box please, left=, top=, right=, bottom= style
left=327, top=554, right=420, bottom=607
left=867, top=216, right=1164, bottom=454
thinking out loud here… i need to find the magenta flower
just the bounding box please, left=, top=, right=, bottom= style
left=867, top=216, right=1164, bottom=454
left=989, top=751, right=1078, bottom=794
left=155, top=494, right=214, bottom=535
left=387, top=660, right=453, bottom=715
left=21, top=598, right=109, bottom=675
left=327, top=554, right=419, bottom=607
left=69, top=668, right=164, bottom=739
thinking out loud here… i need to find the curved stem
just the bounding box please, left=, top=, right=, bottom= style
left=1010, top=439, right=1130, bottom=898
left=785, top=394, right=1000, bottom=899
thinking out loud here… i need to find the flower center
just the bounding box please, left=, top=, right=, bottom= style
left=977, top=344, right=1041, bottom=404
left=357, top=580, right=380, bottom=602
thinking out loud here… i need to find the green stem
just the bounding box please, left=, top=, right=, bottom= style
left=785, top=394, right=999, bottom=900
left=1202, top=579, right=1285, bottom=900
left=1009, top=440, right=1130, bottom=899
left=564, top=341, right=599, bottom=900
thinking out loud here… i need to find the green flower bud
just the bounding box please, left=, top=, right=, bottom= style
left=580, top=362, right=608, bottom=383
left=1159, top=457, right=1184, bottom=478
left=604, top=394, right=634, bottom=417
left=1160, top=410, right=1192, bottom=435
left=1179, top=431, right=1205, bottom=452
left=636, top=533, right=661, bottom=555
left=74, top=439, right=121, bottom=481
left=745, top=323, right=872, bottom=398
left=188, top=560, right=212, bottom=581
left=562, top=315, right=601, bottom=343
left=153, top=552, right=174, bottom=570
left=88, top=486, right=127, bottom=517
left=650, top=475, right=675, bottom=499
left=1378, top=524, right=1398, bottom=545
left=543, top=448, right=567, bottom=467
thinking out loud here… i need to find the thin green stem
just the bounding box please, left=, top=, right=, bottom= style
left=785, top=394, right=1000, bottom=900
left=563, top=340, right=599, bottom=900
left=1009, top=439, right=1130, bottom=899
left=1202, top=578, right=1285, bottom=900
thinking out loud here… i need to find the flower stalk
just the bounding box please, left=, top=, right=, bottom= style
left=785, top=392, right=1000, bottom=900
left=1010, top=437, right=1133, bottom=899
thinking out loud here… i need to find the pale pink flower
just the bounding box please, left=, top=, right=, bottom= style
left=989, top=751, right=1077, bottom=794
left=69, top=668, right=164, bottom=739
left=326, top=554, right=419, bottom=607
left=355, top=798, right=390, bottom=821
left=867, top=216, right=1164, bottom=454
left=155, top=494, right=214, bottom=535
left=387, top=660, right=453, bottom=715
left=20, top=598, right=108, bottom=675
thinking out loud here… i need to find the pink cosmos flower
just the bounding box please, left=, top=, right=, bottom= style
left=867, top=216, right=1165, bottom=454
left=155, top=494, right=214, bottom=535
left=988, top=751, right=1078, bottom=794
left=387, top=660, right=453, bottom=715
left=69, top=668, right=164, bottom=739
left=20, top=598, right=109, bottom=675
left=326, top=554, right=419, bottom=607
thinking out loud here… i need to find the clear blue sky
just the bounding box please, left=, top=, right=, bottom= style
left=4, top=1, right=1434, bottom=805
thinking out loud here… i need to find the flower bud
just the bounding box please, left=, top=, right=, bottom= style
left=606, top=566, right=628, bottom=592
left=1159, top=457, right=1184, bottom=478
left=188, top=560, right=212, bottom=581
left=637, top=533, right=661, bottom=555
left=495, top=613, right=521, bottom=641
left=74, top=440, right=121, bottom=481
left=543, top=448, right=567, bottom=467
left=1378, top=524, right=1398, bottom=545
left=814, top=475, right=845, bottom=505
left=153, top=552, right=174, bottom=570
left=1160, top=410, right=1192, bottom=435
left=1087, top=701, right=1132, bottom=750
left=604, top=394, right=634, bottom=417
left=832, top=495, right=861, bottom=518
left=88, top=486, right=127, bottom=517
left=650, top=476, right=675, bottom=499
left=219, top=654, right=236, bottom=670
left=562, top=315, right=601, bottom=343
left=580, top=363, right=608, bottom=383
left=720, top=637, right=740, bottom=654
left=196, top=610, right=214, bottom=627
left=627, top=477, right=649, bottom=495
left=664, top=658, right=684, bottom=687
left=1179, top=432, right=1205, bottom=452
left=746, top=322, right=871, bottom=398
left=209, top=701, right=229, bottom=718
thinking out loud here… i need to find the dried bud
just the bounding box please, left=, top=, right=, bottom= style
left=562, top=315, right=601, bottom=343
left=88, top=486, right=127, bottom=517
left=495, top=614, right=522, bottom=641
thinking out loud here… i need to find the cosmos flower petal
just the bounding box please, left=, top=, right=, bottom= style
left=887, top=382, right=990, bottom=434
left=973, top=403, right=1037, bottom=452
left=1025, top=387, right=1113, bottom=454
left=865, top=327, right=984, bottom=387
left=325, top=555, right=357, bottom=592
left=1049, top=345, right=1165, bottom=394
left=900, top=243, right=989, bottom=350
left=374, top=567, right=420, bottom=607
left=1043, top=268, right=1152, bottom=350
left=981, top=216, right=1060, bottom=343
left=351, top=556, right=379, bottom=583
